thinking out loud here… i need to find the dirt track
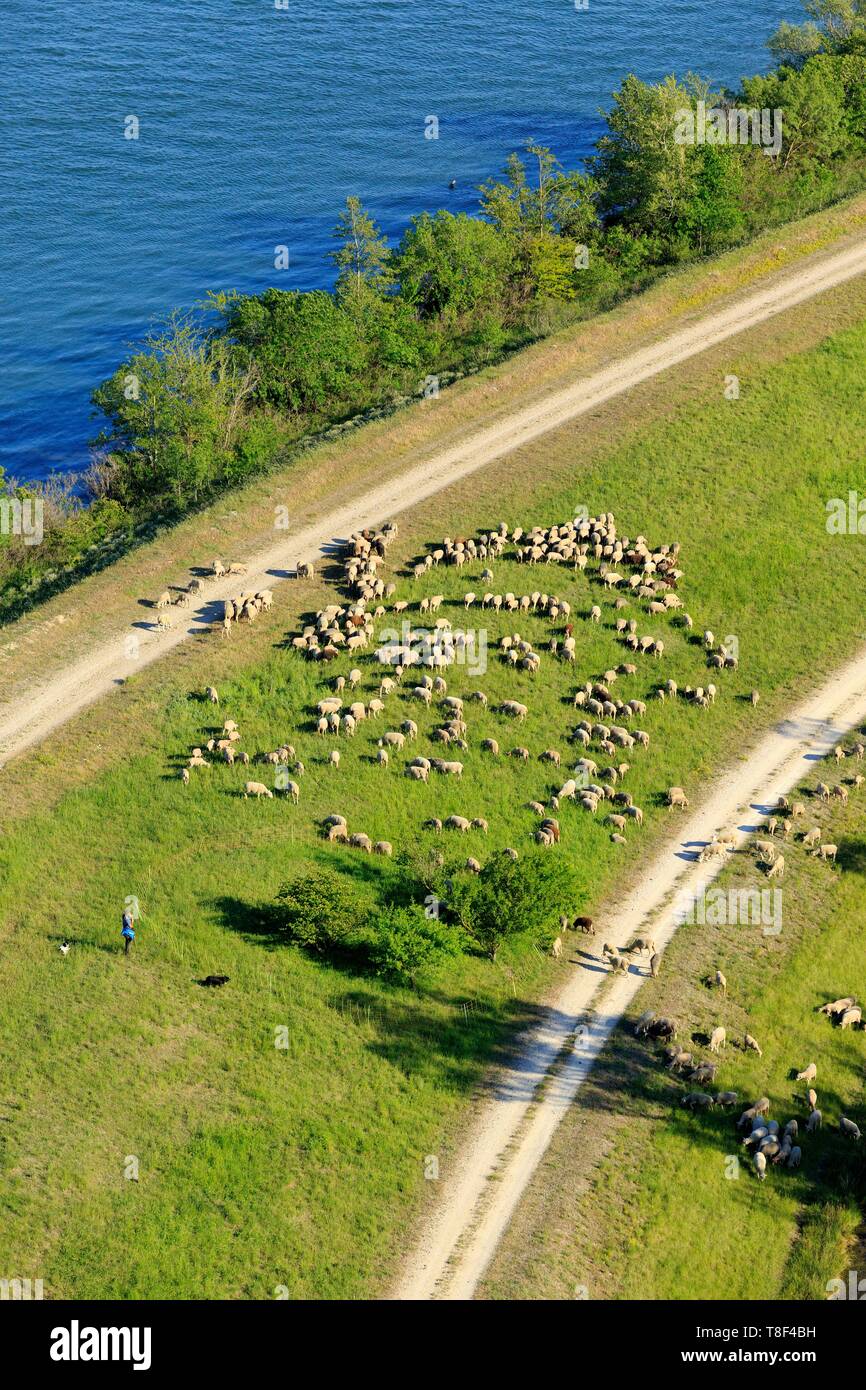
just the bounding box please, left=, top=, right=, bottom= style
left=2, top=234, right=866, bottom=768
left=392, top=647, right=866, bottom=1300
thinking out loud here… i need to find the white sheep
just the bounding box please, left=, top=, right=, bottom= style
left=244, top=781, right=273, bottom=800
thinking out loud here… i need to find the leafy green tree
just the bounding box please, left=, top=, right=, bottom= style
left=449, top=851, right=576, bottom=961
left=91, top=312, right=258, bottom=508
left=396, top=210, right=513, bottom=327
left=330, top=195, right=393, bottom=302
left=480, top=145, right=598, bottom=243
left=677, top=145, right=746, bottom=252
left=274, top=870, right=371, bottom=953
left=224, top=288, right=368, bottom=417
left=768, top=0, right=866, bottom=65
left=480, top=145, right=599, bottom=303
left=369, top=905, right=460, bottom=985
left=740, top=59, right=850, bottom=170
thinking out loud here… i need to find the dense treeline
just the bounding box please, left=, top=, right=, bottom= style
left=3, top=1, right=865, bottom=617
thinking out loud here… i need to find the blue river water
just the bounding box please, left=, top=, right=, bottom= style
left=0, top=0, right=794, bottom=483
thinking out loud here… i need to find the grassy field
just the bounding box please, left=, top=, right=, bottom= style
left=480, top=753, right=866, bottom=1303
left=1, top=299, right=866, bottom=1298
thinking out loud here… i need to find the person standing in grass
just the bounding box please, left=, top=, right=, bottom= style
left=121, top=906, right=136, bottom=957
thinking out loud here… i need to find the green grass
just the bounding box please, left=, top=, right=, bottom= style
left=2, top=313, right=866, bottom=1299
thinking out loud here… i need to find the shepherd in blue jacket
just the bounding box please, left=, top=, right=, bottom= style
left=121, top=908, right=136, bottom=956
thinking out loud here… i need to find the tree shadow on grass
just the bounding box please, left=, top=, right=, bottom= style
left=837, top=838, right=866, bottom=874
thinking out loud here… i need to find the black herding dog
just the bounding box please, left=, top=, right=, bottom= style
left=198, top=975, right=230, bottom=988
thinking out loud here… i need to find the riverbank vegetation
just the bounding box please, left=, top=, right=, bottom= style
left=2, top=2, right=865, bottom=621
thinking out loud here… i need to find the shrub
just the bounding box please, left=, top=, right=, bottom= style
left=369, top=904, right=460, bottom=985
left=449, top=850, right=577, bottom=961
left=274, top=870, right=372, bottom=954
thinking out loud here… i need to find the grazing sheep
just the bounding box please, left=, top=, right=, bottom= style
left=405, top=764, right=428, bottom=781
left=682, top=1092, right=714, bottom=1111
left=282, top=779, right=300, bottom=804
left=817, top=997, right=855, bottom=1017
left=716, top=1091, right=739, bottom=1109
left=744, top=1033, right=763, bottom=1056
left=812, top=843, right=838, bottom=862
left=787, top=1145, right=801, bottom=1168
left=349, top=833, right=373, bottom=853
left=244, top=781, right=273, bottom=800
left=498, top=700, right=528, bottom=721
left=765, top=855, right=785, bottom=879
left=840, top=1117, right=861, bottom=1141
left=709, top=1027, right=726, bottom=1053
left=668, top=1049, right=693, bottom=1073
left=551, top=936, right=563, bottom=959
left=435, top=760, right=463, bottom=778
left=628, top=936, right=655, bottom=956
left=380, top=731, right=405, bottom=749
left=373, top=841, right=393, bottom=857
left=667, top=786, right=689, bottom=810
left=328, top=750, right=341, bottom=769
left=801, top=826, right=821, bottom=848
left=649, top=951, right=661, bottom=978
left=806, top=1109, right=822, bottom=1133
left=795, top=1063, right=817, bottom=1083
left=181, top=767, right=190, bottom=785
left=327, top=823, right=348, bottom=842
left=471, top=817, right=489, bottom=833
left=481, top=738, right=500, bottom=756
left=839, top=1006, right=862, bottom=1029
left=714, top=969, right=727, bottom=997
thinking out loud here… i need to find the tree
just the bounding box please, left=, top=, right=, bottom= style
left=396, top=210, right=513, bottom=327
left=330, top=196, right=392, bottom=302
left=740, top=59, right=850, bottom=171
left=591, top=74, right=704, bottom=245
left=274, top=870, right=371, bottom=953
left=223, top=288, right=368, bottom=417
left=677, top=145, right=745, bottom=253
left=90, top=312, right=258, bottom=509
left=480, top=144, right=598, bottom=244
left=449, top=851, right=576, bottom=961
left=479, top=145, right=600, bottom=304
left=369, top=905, right=459, bottom=985
left=768, top=0, right=866, bottom=65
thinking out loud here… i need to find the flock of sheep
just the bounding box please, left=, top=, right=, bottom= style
left=159, top=508, right=749, bottom=907
left=257, top=511, right=733, bottom=866
left=150, top=558, right=257, bottom=635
